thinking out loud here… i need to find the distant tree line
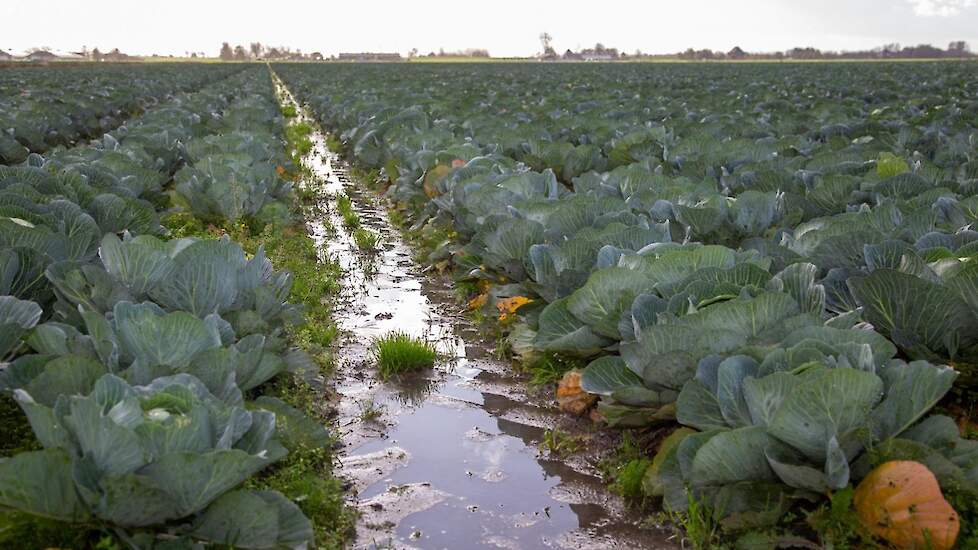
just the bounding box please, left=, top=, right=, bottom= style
left=670, top=41, right=973, bottom=61
left=407, top=48, right=491, bottom=58
left=88, top=47, right=135, bottom=62
left=540, top=39, right=974, bottom=62
left=219, top=42, right=324, bottom=61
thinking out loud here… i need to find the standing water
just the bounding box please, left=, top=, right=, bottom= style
left=272, top=74, right=676, bottom=550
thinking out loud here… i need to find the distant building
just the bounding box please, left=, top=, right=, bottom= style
left=337, top=52, right=402, bottom=62
left=102, top=49, right=132, bottom=62
left=727, top=46, right=747, bottom=60
left=0, top=50, right=12, bottom=61
left=26, top=50, right=57, bottom=61
left=562, top=49, right=583, bottom=61
left=580, top=49, right=619, bottom=61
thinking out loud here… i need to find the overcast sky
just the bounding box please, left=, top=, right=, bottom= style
left=2, top=0, right=976, bottom=57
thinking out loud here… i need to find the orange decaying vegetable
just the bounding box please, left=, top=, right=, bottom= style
left=556, top=370, right=597, bottom=415
left=853, top=460, right=959, bottom=550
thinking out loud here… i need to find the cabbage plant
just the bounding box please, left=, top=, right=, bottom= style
left=0, top=373, right=312, bottom=548
left=48, top=234, right=302, bottom=338
left=646, top=354, right=977, bottom=528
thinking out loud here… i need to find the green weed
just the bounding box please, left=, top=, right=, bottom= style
left=671, top=493, right=724, bottom=550
left=539, top=429, right=583, bottom=456
left=610, top=458, right=652, bottom=501
left=284, top=121, right=314, bottom=168
left=336, top=194, right=361, bottom=229
left=524, top=352, right=584, bottom=387
left=371, top=332, right=438, bottom=379
left=806, top=487, right=882, bottom=548
left=357, top=400, right=385, bottom=423
left=336, top=193, right=354, bottom=214
left=353, top=227, right=381, bottom=252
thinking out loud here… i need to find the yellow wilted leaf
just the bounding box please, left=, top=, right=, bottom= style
left=467, top=293, right=488, bottom=311
left=496, top=296, right=533, bottom=321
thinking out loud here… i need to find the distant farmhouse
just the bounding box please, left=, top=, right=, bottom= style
left=25, top=50, right=58, bottom=61
left=337, top=52, right=402, bottom=62
left=0, top=50, right=12, bottom=61
left=579, top=46, right=620, bottom=61
left=21, top=49, right=88, bottom=62
left=557, top=44, right=621, bottom=61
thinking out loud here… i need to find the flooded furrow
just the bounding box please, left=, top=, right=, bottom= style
left=272, top=73, right=677, bottom=550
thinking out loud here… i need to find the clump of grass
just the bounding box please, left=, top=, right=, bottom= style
left=539, top=428, right=583, bottom=456
left=281, top=104, right=298, bottom=118
left=357, top=399, right=385, bottom=423
left=671, top=493, right=723, bottom=550
left=342, top=211, right=360, bottom=229
left=610, top=458, right=651, bottom=501
left=285, top=121, right=313, bottom=158
left=353, top=228, right=381, bottom=251
left=371, top=332, right=438, bottom=380
left=806, top=487, right=867, bottom=548
left=336, top=193, right=354, bottom=213
left=524, top=352, right=585, bottom=387
left=336, top=194, right=361, bottom=229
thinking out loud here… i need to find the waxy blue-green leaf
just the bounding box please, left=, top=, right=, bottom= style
left=767, top=367, right=883, bottom=462
left=0, top=449, right=90, bottom=522
left=689, top=427, right=779, bottom=487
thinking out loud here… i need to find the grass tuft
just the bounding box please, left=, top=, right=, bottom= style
left=671, top=493, right=723, bottom=550
left=371, top=332, right=438, bottom=379
left=538, top=428, right=583, bottom=456
left=524, top=352, right=585, bottom=387
left=285, top=121, right=313, bottom=159
left=610, top=458, right=651, bottom=501
left=353, top=228, right=381, bottom=251
left=336, top=194, right=360, bottom=229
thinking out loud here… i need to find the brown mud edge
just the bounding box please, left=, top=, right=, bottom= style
left=272, top=73, right=679, bottom=550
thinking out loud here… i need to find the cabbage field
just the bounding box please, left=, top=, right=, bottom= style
left=0, top=65, right=336, bottom=549
left=1, top=60, right=978, bottom=549
left=273, top=61, right=978, bottom=549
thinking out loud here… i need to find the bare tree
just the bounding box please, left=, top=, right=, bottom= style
left=219, top=42, right=234, bottom=61
left=233, top=45, right=247, bottom=60
left=540, top=32, right=555, bottom=56
left=949, top=41, right=970, bottom=56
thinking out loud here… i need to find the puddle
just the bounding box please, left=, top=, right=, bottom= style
left=272, top=73, right=677, bottom=550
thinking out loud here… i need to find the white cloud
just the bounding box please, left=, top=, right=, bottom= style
left=908, top=0, right=977, bottom=16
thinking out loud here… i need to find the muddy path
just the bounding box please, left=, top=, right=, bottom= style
left=271, top=72, right=678, bottom=550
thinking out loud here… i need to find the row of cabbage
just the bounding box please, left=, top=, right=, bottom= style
left=275, top=62, right=978, bottom=536
left=0, top=66, right=319, bottom=548
left=0, top=63, right=245, bottom=165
